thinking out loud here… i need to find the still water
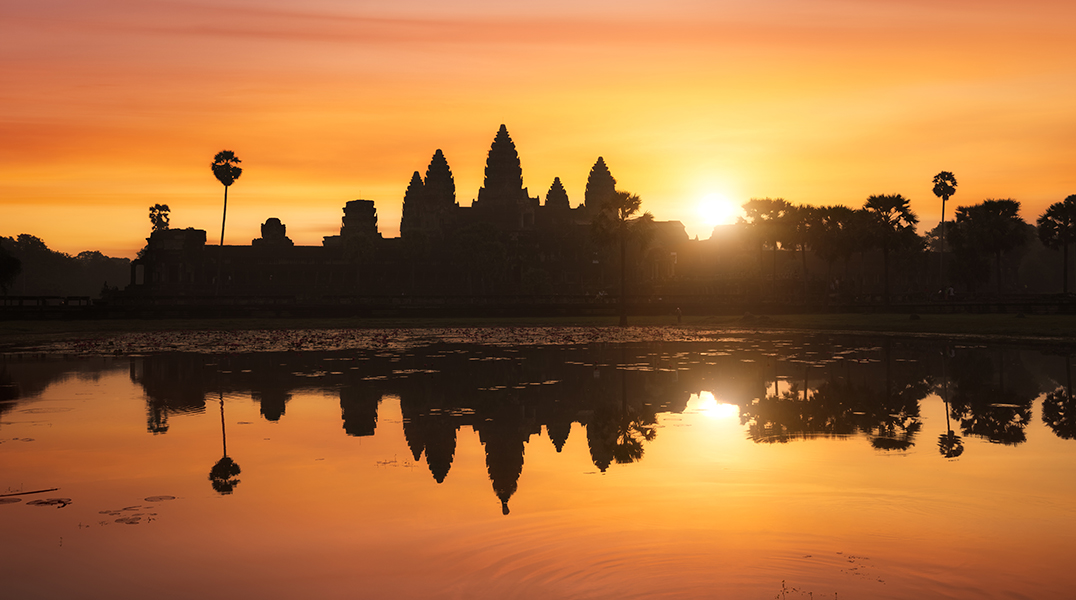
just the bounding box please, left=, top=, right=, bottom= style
left=2, top=329, right=1075, bottom=599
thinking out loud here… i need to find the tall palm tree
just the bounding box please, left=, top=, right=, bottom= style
left=933, top=171, right=958, bottom=282
left=211, top=150, right=242, bottom=292
left=862, top=194, right=919, bottom=304
left=1037, top=195, right=1076, bottom=294
left=785, top=204, right=819, bottom=300
left=591, top=190, right=653, bottom=326
left=741, top=198, right=792, bottom=295
left=948, top=199, right=1028, bottom=295
left=812, top=205, right=859, bottom=298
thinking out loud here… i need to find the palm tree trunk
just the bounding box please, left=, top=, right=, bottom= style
left=883, top=244, right=890, bottom=305
left=772, top=243, right=778, bottom=297
left=940, top=196, right=948, bottom=285
left=995, top=250, right=1003, bottom=296
left=801, top=243, right=809, bottom=301
left=217, top=185, right=228, bottom=295
left=1064, top=240, right=1070, bottom=295
left=619, top=226, right=627, bottom=327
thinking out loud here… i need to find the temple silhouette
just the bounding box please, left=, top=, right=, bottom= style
left=127, top=125, right=687, bottom=302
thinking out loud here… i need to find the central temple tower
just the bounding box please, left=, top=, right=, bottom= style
left=472, top=124, right=537, bottom=230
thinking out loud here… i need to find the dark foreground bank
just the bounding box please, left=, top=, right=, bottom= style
left=2, top=313, right=1075, bottom=354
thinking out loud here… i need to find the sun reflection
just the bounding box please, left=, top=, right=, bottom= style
left=693, top=391, right=740, bottom=419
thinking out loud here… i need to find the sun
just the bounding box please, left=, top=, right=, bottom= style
left=697, top=193, right=742, bottom=228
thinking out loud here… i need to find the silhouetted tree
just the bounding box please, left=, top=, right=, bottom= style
left=1037, top=195, right=1076, bottom=294
left=148, top=204, right=170, bottom=232
left=591, top=190, right=654, bottom=326
left=741, top=198, right=792, bottom=292
left=211, top=150, right=242, bottom=292
left=862, top=194, right=919, bottom=304
left=0, top=234, right=128, bottom=297
left=812, top=205, right=858, bottom=279
left=948, top=199, right=1028, bottom=295
left=785, top=204, right=819, bottom=298
left=0, top=245, right=20, bottom=294
left=933, top=171, right=958, bottom=280
left=584, top=157, right=617, bottom=214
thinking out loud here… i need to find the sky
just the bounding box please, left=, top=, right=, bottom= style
left=3, top=0, right=1076, bottom=258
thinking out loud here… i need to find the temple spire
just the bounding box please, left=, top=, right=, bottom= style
left=424, top=149, right=456, bottom=210
left=481, top=124, right=524, bottom=197
left=584, top=156, right=616, bottom=213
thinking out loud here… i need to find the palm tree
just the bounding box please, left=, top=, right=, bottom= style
left=933, top=171, right=958, bottom=282
left=862, top=194, right=919, bottom=304
left=211, top=150, right=242, bottom=292
left=591, top=190, right=653, bottom=326
left=785, top=204, right=819, bottom=300
left=948, top=199, right=1028, bottom=295
left=1037, top=195, right=1076, bottom=294
left=812, top=205, right=858, bottom=280
left=0, top=245, right=20, bottom=295
left=741, top=198, right=792, bottom=295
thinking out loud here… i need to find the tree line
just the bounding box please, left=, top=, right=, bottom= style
left=736, top=172, right=1076, bottom=300
left=0, top=235, right=129, bottom=297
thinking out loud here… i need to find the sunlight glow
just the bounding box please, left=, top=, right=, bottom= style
left=697, top=193, right=743, bottom=228
left=695, top=391, right=740, bottom=420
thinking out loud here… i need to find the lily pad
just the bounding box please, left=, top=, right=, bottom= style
left=26, top=498, right=71, bottom=507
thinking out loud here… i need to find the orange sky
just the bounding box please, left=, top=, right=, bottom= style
left=3, top=0, right=1076, bottom=258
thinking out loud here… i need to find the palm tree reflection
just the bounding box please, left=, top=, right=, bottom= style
left=1042, top=353, right=1076, bottom=440
left=938, top=347, right=964, bottom=459
left=948, top=348, right=1037, bottom=446
left=587, top=354, right=658, bottom=471
left=209, top=392, right=241, bottom=494
left=740, top=341, right=928, bottom=450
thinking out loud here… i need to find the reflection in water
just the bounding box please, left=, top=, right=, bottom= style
left=3, top=335, right=1073, bottom=514
left=948, top=348, right=1038, bottom=445
left=939, top=346, right=965, bottom=459
left=209, top=392, right=241, bottom=495
left=132, top=354, right=209, bottom=434
left=5, top=334, right=1076, bottom=599
left=740, top=341, right=929, bottom=451
left=1042, top=353, right=1076, bottom=440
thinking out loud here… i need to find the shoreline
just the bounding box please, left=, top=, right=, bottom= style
left=2, top=313, right=1075, bottom=354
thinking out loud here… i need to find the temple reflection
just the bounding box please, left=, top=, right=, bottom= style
left=4, top=334, right=1074, bottom=513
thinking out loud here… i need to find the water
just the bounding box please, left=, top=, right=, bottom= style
left=2, top=330, right=1075, bottom=599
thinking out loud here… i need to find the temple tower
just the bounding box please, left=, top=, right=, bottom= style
left=473, top=125, right=536, bottom=230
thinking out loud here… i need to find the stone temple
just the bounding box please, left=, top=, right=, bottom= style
left=127, top=125, right=693, bottom=303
